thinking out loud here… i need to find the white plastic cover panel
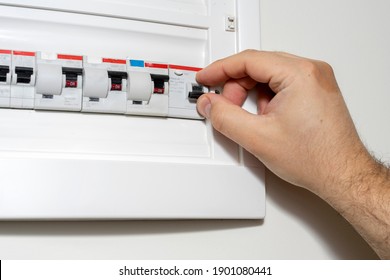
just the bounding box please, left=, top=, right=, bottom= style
left=0, top=0, right=265, bottom=219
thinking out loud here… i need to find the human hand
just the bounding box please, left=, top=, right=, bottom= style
left=196, top=50, right=390, bottom=259
left=196, top=50, right=368, bottom=197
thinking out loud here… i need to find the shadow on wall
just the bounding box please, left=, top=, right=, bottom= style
left=265, top=169, right=379, bottom=259
left=0, top=219, right=261, bottom=236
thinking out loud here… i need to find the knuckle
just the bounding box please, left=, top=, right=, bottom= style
left=298, top=59, right=335, bottom=78
left=318, top=61, right=335, bottom=75
left=274, top=51, right=290, bottom=57
left=296, top=59, right=339, bottom=92
left=241, top=49, right=259, bottom=56
left=242, top=48, right=257, bottom=53
left=298, top=60, right=319, bottom=76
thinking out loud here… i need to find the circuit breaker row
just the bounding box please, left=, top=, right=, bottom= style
left=0, top=49, right=210, bottom=119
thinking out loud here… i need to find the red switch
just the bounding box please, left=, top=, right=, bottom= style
left=153, top=87, right=164, bottom=94
left=111, top=83, right=122, bottom=91
left=65, top=80, right=77, bottom=88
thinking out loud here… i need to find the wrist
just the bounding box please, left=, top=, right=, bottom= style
left=321, top=142, right=376, bottom=207
left=320, top=143, right=390, bottom=258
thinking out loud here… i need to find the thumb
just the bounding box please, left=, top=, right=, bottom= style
left=197, top=93, right=261, bottom=152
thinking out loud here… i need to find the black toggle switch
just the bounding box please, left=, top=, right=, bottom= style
left=188, top=91, right=204, bottom=100
left=15, top=66, right=33, bottom=84
left=0, top=65, right=10, bottom=82
left=108, top=71, right=127, bottom=91
left=150, top=74, right=169, bottom=94
left=188, top=84, right=205, bottom=101
left=62, top=67, right=82, bottom=88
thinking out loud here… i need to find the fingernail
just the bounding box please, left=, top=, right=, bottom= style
left=203, top=102, right=211, bottom=119
left=195, top=70, right=203, bottom=83
left=197, top=96, right=211, bottom=119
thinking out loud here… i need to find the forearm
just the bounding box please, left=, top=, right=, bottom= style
left=321, top=147, right=390, bottom=259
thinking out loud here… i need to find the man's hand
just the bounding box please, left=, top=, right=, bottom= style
left=196, top=50, right=390, bottom=259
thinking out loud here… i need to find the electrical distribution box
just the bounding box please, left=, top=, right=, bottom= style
left=0, top=0, right=265, bottom=220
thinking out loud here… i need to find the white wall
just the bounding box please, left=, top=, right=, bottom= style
left=0, top=0, right=388, bottom=259
left=260, top=0, right=390, bottom=161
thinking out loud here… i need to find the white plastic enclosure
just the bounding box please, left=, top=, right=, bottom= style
left=0, top=0, right=265, bottom=219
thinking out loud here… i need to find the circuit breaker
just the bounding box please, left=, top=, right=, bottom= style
left=126, top=60, right=170, bottom=117
left=168, top=64, right=208, bottom=119
left=10, top=51, right=36, bottom=109
left=0, top=49, right=12, bottom=108
left=35, top=52, right=83, bottom=111
left=82, top=56, right=127, bottom=114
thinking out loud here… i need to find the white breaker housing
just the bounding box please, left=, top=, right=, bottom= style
left=10, top=51, right=36, bottom=109
left=168, top=64, right=208, bottom=119
left=82, top=57, right=127, bottom=114
left=0, top=50, right=12, bottom=108
left=34, top=52, right=83, bottom=111
left=126, top=60, right=169, bottom=117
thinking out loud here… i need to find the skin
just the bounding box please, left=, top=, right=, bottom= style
left=196, top=50, right=390, bottom=259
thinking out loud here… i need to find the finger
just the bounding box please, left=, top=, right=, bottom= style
left=196, top=93, right=262, bottom=153
left=196, top=50, right=293, bottom=92
left=221, top=77, right=257, bottom=106
left=256, top=83, right=275, bottom=115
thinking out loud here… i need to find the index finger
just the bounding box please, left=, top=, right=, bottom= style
left=196, top=50, right=297, bottom=90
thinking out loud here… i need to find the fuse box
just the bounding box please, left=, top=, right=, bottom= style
left=0, top=0, right=265, bottom=220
